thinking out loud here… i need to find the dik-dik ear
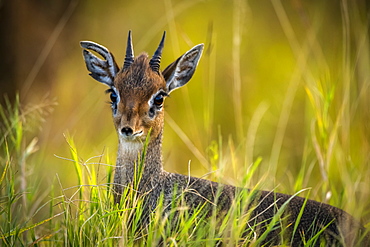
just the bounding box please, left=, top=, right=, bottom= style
left=162, top=44, right=204, bottom=94
left=80, top=41, right=119, bottom=87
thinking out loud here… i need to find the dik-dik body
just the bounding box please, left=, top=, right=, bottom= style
left=80, top=31, right=368, bottom=246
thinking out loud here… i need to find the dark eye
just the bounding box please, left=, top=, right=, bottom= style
left=154, top=94, right=164, bottom=106
left=149, top=91, right=168, bottom=118
left=110, top=91, right=118, bottom=104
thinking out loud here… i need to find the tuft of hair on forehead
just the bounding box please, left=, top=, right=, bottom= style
left=113, top=53, right=166, bottom=102
left=116, top=53, right=165, bottom=88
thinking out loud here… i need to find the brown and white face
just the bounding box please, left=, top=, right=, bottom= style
left=108, top=55, right=167, bottom=142
left=80, top=31, right=203, bottom=144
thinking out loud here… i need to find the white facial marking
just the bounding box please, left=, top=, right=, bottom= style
left=148, top=90, right=164, bottom=109
left=109, top=86, right=120, bottom=115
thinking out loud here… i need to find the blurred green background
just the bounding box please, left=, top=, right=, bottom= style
left=1, top=0, right=369, bottom=222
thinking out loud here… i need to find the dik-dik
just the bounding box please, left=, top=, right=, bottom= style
left=80, top=31, right=368, bottom=246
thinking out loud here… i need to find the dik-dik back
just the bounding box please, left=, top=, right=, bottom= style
left=80, top=31, right=369, bottom=246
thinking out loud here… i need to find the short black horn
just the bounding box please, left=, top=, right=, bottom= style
left=149, top=31, right=166, bottom=73
left=123, top=30, right=134, bottom=70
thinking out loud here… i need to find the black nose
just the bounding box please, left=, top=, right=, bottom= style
left=121, top=127, right=133, bottom=136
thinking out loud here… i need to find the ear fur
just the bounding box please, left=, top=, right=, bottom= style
left=162, top=44, right=204, bottom=94
left=80, top=41, right=119, bottom=87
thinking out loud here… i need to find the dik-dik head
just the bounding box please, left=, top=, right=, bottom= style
left=80, top=31, right=203, bottom=144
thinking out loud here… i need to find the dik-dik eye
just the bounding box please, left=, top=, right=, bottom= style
left=110, top=91, right=118, bottom=104
left=154, top=94, right=164, bottom=106
left=106, top=88, right=120, bottom=114
left=148, top=91, right=168, bottom=118
left=154, top=92, right=168, bottom=107
left=106, top=88, right=119, bottom=105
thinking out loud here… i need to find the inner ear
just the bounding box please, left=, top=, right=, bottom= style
left=80, top=41, right=119, bottom=87
left=162, top=44, right=204, bottom=94
left=162, top=56, right=181, bottom=82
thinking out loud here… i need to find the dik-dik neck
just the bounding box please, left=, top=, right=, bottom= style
left=114, top=131, right=164, bottom=196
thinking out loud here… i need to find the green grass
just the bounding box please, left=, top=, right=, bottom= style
left=0, top=97, right=369, bottom=246
left=1, top=1, right=369, bottom=245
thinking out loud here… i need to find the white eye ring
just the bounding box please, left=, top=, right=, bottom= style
left=106, top=86, right=120, bottom=115
left=148, top=90, right=167, bottom=108
left=148, top=90, right=168, bottom=118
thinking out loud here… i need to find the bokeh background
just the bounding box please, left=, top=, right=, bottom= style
left=1, top=0, right=369, bottom=223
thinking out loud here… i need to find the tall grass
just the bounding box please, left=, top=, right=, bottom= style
left=0, top=97, right=60, bottom=245
left=1, top=0, right=369, bottom=246
left=0, top=100, right=278, bottom=245
left=1, top=98, right=368, bottom=246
